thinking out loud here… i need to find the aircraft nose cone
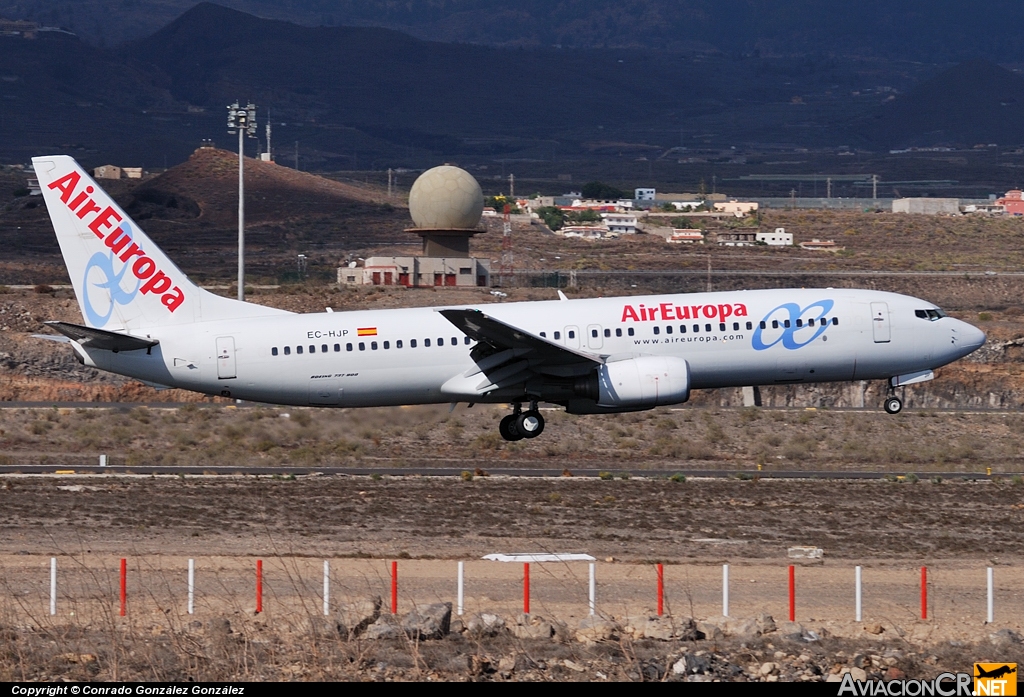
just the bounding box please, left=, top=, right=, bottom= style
left=958, top=321, right=986, bottom=354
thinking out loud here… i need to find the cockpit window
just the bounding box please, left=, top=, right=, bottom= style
left=915, top=308, right=947, bottom=321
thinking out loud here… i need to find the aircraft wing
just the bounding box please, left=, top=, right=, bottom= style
left=438, top=308, right=603, bottom=398
left=43, top=320, right=159, bottom=352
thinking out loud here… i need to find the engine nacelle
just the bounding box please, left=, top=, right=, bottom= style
left=595, top=356, right=690, bottom=408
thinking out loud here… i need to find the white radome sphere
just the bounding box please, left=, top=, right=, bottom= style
left=408, top=165, right=484, bottom=229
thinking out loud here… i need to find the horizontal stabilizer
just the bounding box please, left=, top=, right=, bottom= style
left=43, top=320, right=158, bottom=352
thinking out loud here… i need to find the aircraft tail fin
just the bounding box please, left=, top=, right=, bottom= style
left=32, top=155, right=290, bottom=331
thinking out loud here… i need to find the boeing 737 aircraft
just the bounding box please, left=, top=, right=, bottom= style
left=32, top=156, right=986, bottom=441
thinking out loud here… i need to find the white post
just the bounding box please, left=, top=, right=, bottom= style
left=50, top=557, right=56, bottom=616
left=237, top=126, right=245, bottom=301
left=722, top=564, right=729, bottom=617
left=457, top=561, right=464, bottom=616
left=187, top=559, right=195, bottom=615
left=855, top=566, right=863, bottom=622
left=987, top=567, right=994, bottom=624
left=99, top=454, right=106, bottom=467
left=588, top=563, right=596, bottom=616
left=323, top=560, right=330, bottom=617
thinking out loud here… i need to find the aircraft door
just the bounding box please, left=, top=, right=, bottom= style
left=565, top=325, right=580, bottom=348
left=870, top=302, right=891, bottom=343
left=216, top=337, right=237, bottom=379
left=587, top=324, right=603, bottom=349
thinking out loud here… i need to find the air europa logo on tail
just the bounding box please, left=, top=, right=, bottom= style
left=47, top=171, right=185, bottom=314
left=622, top=302, right=748, bottom=322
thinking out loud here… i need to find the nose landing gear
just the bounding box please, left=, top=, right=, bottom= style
left=498, top=402, right=546, bottom=441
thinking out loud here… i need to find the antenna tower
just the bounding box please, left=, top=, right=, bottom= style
left=499, top=203, right=514, bottom=286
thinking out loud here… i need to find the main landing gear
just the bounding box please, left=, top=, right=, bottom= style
left=883, top=381, right=903, bottom=415
left=498, top=402, right=546, bottom=441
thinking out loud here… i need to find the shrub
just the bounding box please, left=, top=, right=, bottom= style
left=669, top=473, right=686, bottom=483
left=598, top=471, right=613, bottom=480
left=460, top=470, right=473, bottom=481
left=618, top=472, right=631, bottom=480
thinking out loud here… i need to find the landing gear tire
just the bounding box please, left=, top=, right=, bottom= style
left=884, top=397, right=903, bottom=415
left=499, top=414, right=524, bottom=441
left=516, top=410, right=545, bottom=439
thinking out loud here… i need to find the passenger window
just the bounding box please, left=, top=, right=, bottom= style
left=591, top=329, right=598, bottom=338
left=397, top=340, right=403, bottom=348
left=334, top=344, right=341, bottom=352
left=554, top=331, right=561, bottom=340
left=384, top=341, right=390, bottom=349
left=627, top=328, right=635, bottom=336
left=604, top=329, right=611, bottom=337
left=772, top=320, right=779, bottom=329
left=568, top=330, right=575, bottom=339
left=760, top=321, right=767, bottom=330
left=284, top=346, right=291, bottom=355
left=746, top=322, right=752, bottom=330
left=464, top=336, right=471, bottom=345
left=322, top=344, right=328, bottom=353
left=437, top=337, right=443, bottom=346
left=411, top=339, right=417, bottom=348
left=540, top=332, right=546, bottom=337
left=615, top=328, right=622, bottom=337
left=346, top=343, right=353, bottom=351
left=451, top=337, right=457, bottom=345
left=666, top=326, right=672, bottom=335
left=733, top=322, right=739, bottom=331
left=719, top=323, right=725, bottom=331
left=653, top=326, right=660, bottom=335
left=809, top=318, right=815, bottom=327
left=795, top=320, right=803, bottom=328
left=271, top=347, right=278, bottom=356
left=358, top=342, right=365, bottom=351
left=371, top=341, right=378, bottom=350
left=297, top=346, right=304, bottom=354
left=309, top=345, right=315, bottom=353
left=680, top=325, right=686, bottom=334
left=425, top=339, right=431, bottom=347
left=693, top=324, right=699, bottom=333
left=783, top=320, right=791, bottom=328
left=705, top=324, right=712, bottom=332
left=832, top=318, right=839, bottom=325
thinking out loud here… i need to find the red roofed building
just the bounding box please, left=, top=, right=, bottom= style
left=996, top=190, right=1024, bottom=215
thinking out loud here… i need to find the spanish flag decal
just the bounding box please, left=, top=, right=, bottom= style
left=357, top=327, right=378, bottom=337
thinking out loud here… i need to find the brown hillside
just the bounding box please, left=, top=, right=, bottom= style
left=128, top=147, right=403, bottom=226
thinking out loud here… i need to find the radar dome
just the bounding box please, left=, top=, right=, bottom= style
left=408, top=165, right=484, bottom=229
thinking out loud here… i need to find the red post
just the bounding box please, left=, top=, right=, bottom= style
left=788, top=565, right=796, bottom=622
left=391, top=561, right=398, bottom=614
left=255, top=559, right=262, bottom=614
left=657, top=563, right=664, bottom=616
left=119, top=558, right=126, bottom=617
left=921, top=566, right=928, bottom=620
left=523, top=562, right=530, bottom=614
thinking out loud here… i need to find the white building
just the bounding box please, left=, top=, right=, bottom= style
left=338, top=256, right=490, bottom=287
left=892, top=198, right=960, bottom=215
left=560, top=225, right=613, bottom=239
left=667, top=229, right=704, bottom=244
left=601, top=212, right=638, bottom=234
left=713, top=200, right=759, bottom=216
left=756, top=227, right=793, bottom=246
left=634, top=188, right=656, bottom=201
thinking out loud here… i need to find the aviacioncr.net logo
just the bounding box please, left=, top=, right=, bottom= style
left=82, top=221, right=141, bottom=328
left=752, top=299, right=834, bottom=351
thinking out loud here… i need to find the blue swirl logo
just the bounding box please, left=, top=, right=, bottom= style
left=752, top=299, right=834, bottom=351
left=82, top=222, right=141, bottom=327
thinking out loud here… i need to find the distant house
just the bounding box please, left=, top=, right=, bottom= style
left=634, top=187, right=656, bottom=201
left=892, top=198, right=960, bottom=215
left=122, top=167, right=143, bottom=179
left=995, top=190, right=1024, bottom=216
left=560, top=225, right=611, bottom=239
left=799, top=238, right=841, bottom=251
left=93, top=165, right=121, bottom=180
left=667, top=229, right=704, bottom=244
left=713, top=200, right=758, bottom=216
left=756, top=227, right=793, bottom=246
left=715, top=230, right=758, bottom=246
left=339, top=256, right=490, bottom=288
left=601, top=212, right=638, bottom=234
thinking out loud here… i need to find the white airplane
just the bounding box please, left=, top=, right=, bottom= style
left=32, top=155, right=985, bottom=441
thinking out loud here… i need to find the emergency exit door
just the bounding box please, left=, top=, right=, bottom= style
left=216, top=337, right=237, bottom=379
left=870, top=302, right=890, bottom=343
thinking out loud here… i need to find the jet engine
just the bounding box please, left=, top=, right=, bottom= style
left=570, top=356, right=690, bottom=412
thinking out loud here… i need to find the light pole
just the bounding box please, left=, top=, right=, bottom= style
left=227, top=102, right=256, bottom=301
